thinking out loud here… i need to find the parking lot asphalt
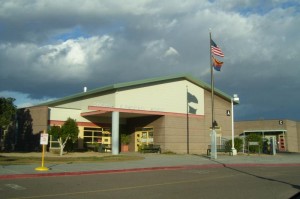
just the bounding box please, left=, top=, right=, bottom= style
left=1, top=152, right=300, bottom=179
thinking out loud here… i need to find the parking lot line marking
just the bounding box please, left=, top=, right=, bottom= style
left=5, top=184, right=26, bottom=190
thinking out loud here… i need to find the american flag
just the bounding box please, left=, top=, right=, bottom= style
left=211, top=39, right=224, bottom=57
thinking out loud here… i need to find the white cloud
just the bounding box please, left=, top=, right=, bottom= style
left=164, top=47, right=179, bottom=57
left=0, top=35, right=114, bottom=81
left=154, top=19, right=178, bottom=31
left=143, top=39, right=167, bottom=58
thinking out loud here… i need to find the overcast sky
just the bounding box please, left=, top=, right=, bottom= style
left=0, top=0, right=299, bottom=121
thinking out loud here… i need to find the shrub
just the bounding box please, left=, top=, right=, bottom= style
left=225, top=137, right=243, bottom=152
left=246, top=133, right=263, bottom=153
left=65, top=139, right=78, bottom=152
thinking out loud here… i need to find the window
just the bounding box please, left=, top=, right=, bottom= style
left=83, top=127, right=111, bottom=145
left=135, top=127, right=154, bottom=151
left=49, top=135, right=60, bottom=149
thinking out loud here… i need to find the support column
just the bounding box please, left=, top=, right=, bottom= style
left=231, top=98, right=237, bottom=156
left=210, top=130, right=217, bottom=159
left=112, top=111, right=119, bottom=155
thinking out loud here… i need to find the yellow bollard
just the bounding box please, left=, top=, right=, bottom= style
left=35, top=131, right=49, bottom=171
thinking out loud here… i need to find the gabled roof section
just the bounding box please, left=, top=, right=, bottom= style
left=35, top=74, right=233, bottom=107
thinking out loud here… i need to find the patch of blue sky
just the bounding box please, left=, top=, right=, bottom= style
left=281, top=1, right=300, bottom=13
left=237, top=4, right=273, bottom=16
left=281, top=1, right=299, bottom=8
left=51, top=20, right=125, bottom=43
left=54, top=26, right=90, bottom=41
left=0, top=91, right=56, bottom=108
left=235, top=1, right=299, bottom=16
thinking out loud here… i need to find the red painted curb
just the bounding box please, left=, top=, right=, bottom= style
left=0, top=163, right=299, bottom=180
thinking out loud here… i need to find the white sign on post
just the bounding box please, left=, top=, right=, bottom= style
left=249, top=142, right=259, bottom=146
left=40, top=133, right=49, bottom=145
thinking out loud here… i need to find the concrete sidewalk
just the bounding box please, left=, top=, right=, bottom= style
left=1, top=152, right=300, bottom=179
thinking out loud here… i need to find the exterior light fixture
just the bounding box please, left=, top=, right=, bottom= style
left=231, top=94, right=239, bottom=155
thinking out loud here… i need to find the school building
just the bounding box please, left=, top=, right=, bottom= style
left=24, top=74, right=236, bottom=154
left=21, top=74, right=300, bottom=154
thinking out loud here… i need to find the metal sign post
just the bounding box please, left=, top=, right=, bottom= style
left=35, top=130, right=49, bottom=171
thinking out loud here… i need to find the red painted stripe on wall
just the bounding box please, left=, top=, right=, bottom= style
left=87, top=106, right=204, bottom=119
left=49, top=120, right=110, bottom=127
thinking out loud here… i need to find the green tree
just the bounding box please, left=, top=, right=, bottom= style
left=0, top=97, right=17, bottom=150
left=49, top=118, right=79, bottom=156
left=225, top=137, right=243, bottom=152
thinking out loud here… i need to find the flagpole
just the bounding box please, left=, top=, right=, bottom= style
left=209, top=32, right=214, bottom=131
left=209, top=31, right=217, bottom=159
left=186, top=86, right=190, bottom=154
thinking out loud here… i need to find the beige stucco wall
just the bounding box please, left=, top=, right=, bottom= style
left=56, top=92, right=116, bottom=112
left=151, top=89, right=232, bottom=154
left=116, top=80, right=204, bottom=115
left=235, top=120, right=300, bottom=152
left=285, top=120, right=299, bottom=152
left=49, top=107, right=84, bottom=122
left=163, top=116, right=207, bottom=154
left=50, top=79, right=205, bottom=121
left=235, top=120, right=286, bottom=133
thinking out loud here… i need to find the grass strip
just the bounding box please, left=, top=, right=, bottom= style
left=0, top=155, right=144, bottom=165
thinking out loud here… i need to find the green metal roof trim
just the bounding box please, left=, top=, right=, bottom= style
left=35, top=74, right=233, bottom=107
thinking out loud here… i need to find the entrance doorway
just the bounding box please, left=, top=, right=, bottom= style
left=241, top=130, right=287, bottom=152
left=134, top=127, right=154, bottom=152
left=264, top=135, right=277, bottom=149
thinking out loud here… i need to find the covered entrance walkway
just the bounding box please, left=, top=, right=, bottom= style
left=240, top=130, right=287, bottom=152
left=81, top=106, right=164, bottom=155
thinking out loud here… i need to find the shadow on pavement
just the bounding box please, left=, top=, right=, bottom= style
left=198, top=154, right=300, bottom=197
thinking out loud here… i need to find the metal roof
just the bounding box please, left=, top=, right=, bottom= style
left=35, top=74, right=233, bottom=107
